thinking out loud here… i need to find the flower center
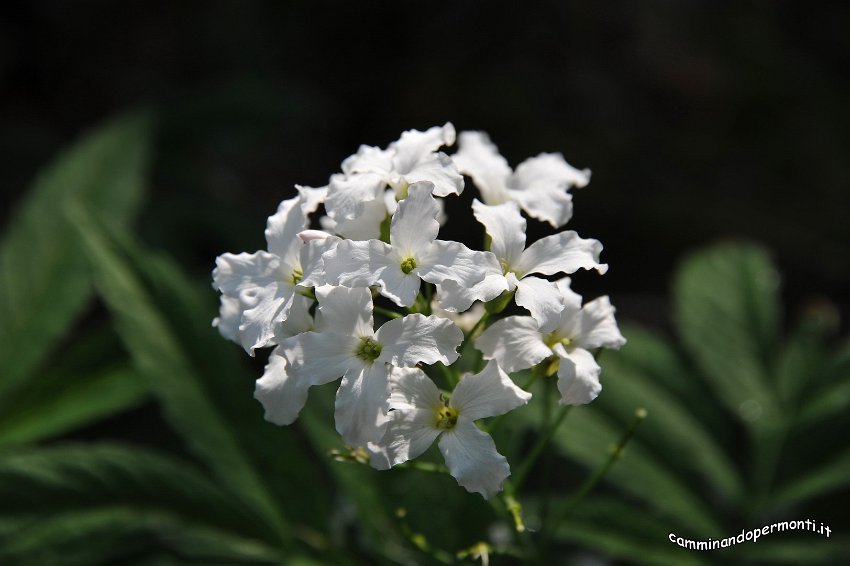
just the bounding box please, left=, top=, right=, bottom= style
left=290, top=267, right=303, bottom=286
left=354, top=336, right=383, bottom=362
left=544, top=333, right=572, bottom=350
left=400, top=256, right=417, bottom=275
left=393, top=180, right=411, bottom=200
left=434, top=398, right=458, bottom=430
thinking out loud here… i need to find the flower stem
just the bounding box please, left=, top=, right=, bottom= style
left=546, top=408, right=647, bottom=534
left=512, top=404, right=572, bottom=492
left=373, top=305, right=402, bottom=319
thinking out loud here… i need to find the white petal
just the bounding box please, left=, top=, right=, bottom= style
left=238, top=289, right=295, bottom=354
left=369, top=367, right=443, bottom=469
left=451, top=360, right=531, bottom=421
left=341, top=144, right=393, bottom=176
left=389, top=182, right=440, bottom=256
left=475, top=316, right=552, bottom=373
left=376, top=314, right=463, bottom=366
left=282, top=331, right=360, bottom=385
left=325, top=172, right=384, bottom=222
left=508, top=153, right=590, bottom=226
left=323, top=239, right=395, bottom=288
left=516, top=231, right=607, bottom=278
left=274, top=293, right=314, bottom=340
left=376, top=264, right=422, bottom=308
left=313, top=285, right=374, bottom=337
left=295, top=184, right=328, bottom=215
left=452, top=131, right=512, bottom=204
left=514, top=276, right=565, bottom=333
left=331, top=197, right=387, bottom=241
left=212, top=251, right=297, bottom=353
left=555, top=346, right=602, bottom=405
left=509, top=185, right=573, bottom=229
left=555, top=277, right=583, bottom=309
left=402, top=152, right=464, bottom=197
left=390, top=123, right=456, bottom=175
left=265, top=196, right=308, bottom=265
left=212, top=295, right=241, bottom=343
left=254, top=346, right=311, bottom=426
left=439, top=418, right=510, bottom=499
left=511, top=153, right=590, bottom=190
left=575, top=296, right=627, bottom=350
left=436, top=271, right=509, bottom=313
left=212, top=251, right=284, bottom=295
left=335, top=363, right=392, bottom=447
left=471, top=199, right=526, bottom=269
left=388, top=366, right=443, bottom=411
left=417, top=240, right=494, bottom=290
left=298, top=234, right=341, bottom=288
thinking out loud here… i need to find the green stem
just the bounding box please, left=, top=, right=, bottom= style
left=512, top=405, right=572, bottom=493
left=547, top=408, right=647, bottom=534
left=396, top=460, right=448, bottom=474
left=373, top=305, right=402, bottom=319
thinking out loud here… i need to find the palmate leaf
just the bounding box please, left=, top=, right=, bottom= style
left=673, top=243, right=781, bottom=427
left=547, top=496, right=710, bottom=566
left=598, top=326, right=744, bottom=504
left=0, top=112, right=152, bottom=401
left=70, top=206, right=293, bottom=548
left=0, top=442, right=283, bottom=563
left=520, top=400, right=722, bottom=535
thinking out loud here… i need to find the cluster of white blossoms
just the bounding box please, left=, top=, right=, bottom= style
left=212, top=124, right=625, bottom=499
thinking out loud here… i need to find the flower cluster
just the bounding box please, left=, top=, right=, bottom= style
left=212, top=124, right=625, bottom=498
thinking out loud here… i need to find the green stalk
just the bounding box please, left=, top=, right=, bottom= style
left=546, top=408, right=647, bottom=536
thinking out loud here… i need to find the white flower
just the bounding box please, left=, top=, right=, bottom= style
left=324, top=124, right=462, bottom=239
left=452, top=131, right=589, bottom=228
left=369, top=361, right=531, bottom=499
left=212, top=186, right=325, bottom=354
left=438, top=199, right=607, bottom=331
left=476, top=280, right=626, bottom=405
left=279, top=285, right=463, bottom=447
left=323, top=182, right=499, bottom=309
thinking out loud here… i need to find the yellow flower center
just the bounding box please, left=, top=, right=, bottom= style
left=434, top=402, right=458, bottom=430
left=400, top=256, right=417, bottom=275
left=354, top=336, right=383, bottom=362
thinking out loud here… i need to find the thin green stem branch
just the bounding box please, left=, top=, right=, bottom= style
left=512, top=405, right=572, bottom=492
left=373, top=305, right=402, bottom=319
left=546, top=408, right=647, bottom=537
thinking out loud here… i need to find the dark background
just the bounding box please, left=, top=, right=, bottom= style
left=3, top=0, right=849, bottom=333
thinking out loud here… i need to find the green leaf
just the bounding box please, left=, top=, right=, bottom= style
left=773, top=448, right=850, bottom=508
left=797, top=342, right=850, bottom=426
left=0, top=443, right=279, bottom=544
left=70, top=206, right=292, bottom=547
left=0, top=508, right=283, bottom=565
left=549, top=496, right=710, bottom=566
left=673, top=243, right=781, bottom=425
left=521, top=400, right=722, bottom=535
left=600, top=327, right=744, bottom=503
left=0, top=364, right=148, bottom=449
left=0, top=112, right=153, bottom=400
left=775, top=303, right=839, bottom=405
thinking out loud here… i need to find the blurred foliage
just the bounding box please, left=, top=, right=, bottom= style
left=1, top=114, right=849, bottom=565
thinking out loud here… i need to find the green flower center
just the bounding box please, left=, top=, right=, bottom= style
left=400, top=256, right=417, bottom=275
left=354, top=336, right=383, bottom=362
left=434, top=403, right=458, bottom=430
left=290, top=267, right=303, bottom=286
left=544, top=333, right=572, bottom=350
